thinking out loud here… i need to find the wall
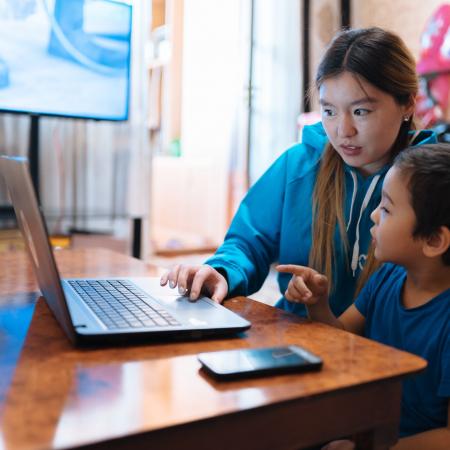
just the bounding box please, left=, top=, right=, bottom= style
left=352, top=0, right=444, bottom=59
left=309, top=0, right=445, bottom=107
left=150, top=0, right=245, bottom=252
left=151, top=155, right=228, bottom=251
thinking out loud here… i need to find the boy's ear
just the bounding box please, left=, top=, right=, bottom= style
left=422, top=226, right=450, bottom=259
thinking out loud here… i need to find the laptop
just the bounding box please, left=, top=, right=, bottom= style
left=0, top=155, right=251, bottom=345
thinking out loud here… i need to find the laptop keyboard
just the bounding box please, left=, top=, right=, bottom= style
left=68, top=279, right=180, bottom=329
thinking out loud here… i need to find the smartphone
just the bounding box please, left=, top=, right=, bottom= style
left=197, top=345, right=322, bottom=380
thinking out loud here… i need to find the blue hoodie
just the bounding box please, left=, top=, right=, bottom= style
left=206, top=122, right=436, bottom=317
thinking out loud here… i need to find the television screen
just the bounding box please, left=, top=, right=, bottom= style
left=0, top=0, right=132, bottom=121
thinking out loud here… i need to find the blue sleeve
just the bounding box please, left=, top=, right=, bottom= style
left=205, top=151, right=289, bottom=298
left=438, top=329, right=450, bottom=398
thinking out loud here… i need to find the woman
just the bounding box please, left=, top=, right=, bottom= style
left=161, top=27, right=436, bottom=317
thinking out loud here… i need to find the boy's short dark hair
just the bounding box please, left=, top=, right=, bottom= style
left=394, top=144, right=450, bottom=265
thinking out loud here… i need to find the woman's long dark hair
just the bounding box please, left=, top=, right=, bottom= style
left=309, top=27, right=418, bottom=294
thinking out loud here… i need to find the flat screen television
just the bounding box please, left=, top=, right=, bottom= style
left=0, top=0, right=132, bottom=121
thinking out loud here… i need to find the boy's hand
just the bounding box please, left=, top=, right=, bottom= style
left=276, top=265, right=344, bottom=329
left=276, top=265, right=329, bottom=306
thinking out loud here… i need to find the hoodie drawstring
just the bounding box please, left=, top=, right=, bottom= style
left=350, top=174, right=381, bottom=276
left=346, top=171, right=358, bottom=232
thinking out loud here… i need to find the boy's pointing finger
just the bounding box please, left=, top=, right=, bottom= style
left=276, top=264, right=312, bottom=276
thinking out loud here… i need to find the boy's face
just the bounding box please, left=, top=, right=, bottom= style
left=370, top=166, right=423, bottom=265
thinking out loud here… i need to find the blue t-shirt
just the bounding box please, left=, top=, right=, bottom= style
left=354, top=263, right=450, bottom=437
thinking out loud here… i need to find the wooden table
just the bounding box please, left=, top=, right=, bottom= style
left=0, top=249, right=426, bottom=450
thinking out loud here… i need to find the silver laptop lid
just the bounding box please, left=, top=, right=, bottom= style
left=0, top=155, right=76, bottom=342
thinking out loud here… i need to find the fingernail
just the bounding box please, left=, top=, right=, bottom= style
left=169, top=281, right=175, bottom=289
left=190, top=291, right=197, bottom=300
left=178, top=286, right=186, bottom=295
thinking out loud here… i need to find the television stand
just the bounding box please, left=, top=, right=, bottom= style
left=29, top=114, right=40, bottom=203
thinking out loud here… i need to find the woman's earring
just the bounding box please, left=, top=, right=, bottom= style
left=404, top=116, right=410, bottom=122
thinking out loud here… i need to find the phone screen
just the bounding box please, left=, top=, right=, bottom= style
left=198, top=345, right=322, bottom=380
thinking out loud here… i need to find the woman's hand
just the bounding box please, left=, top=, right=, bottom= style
left=276, top=264, right=329, bottom=306
left=160, top=264, right=228, bottom=303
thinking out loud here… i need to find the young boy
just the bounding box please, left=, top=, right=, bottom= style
left=278, top=144, right=450, bottom=449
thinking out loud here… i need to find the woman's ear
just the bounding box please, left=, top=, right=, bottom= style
left=422, top=226, right=450, bottom=259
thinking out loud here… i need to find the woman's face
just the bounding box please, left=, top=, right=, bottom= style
left=319, top=71, right=414, bottom=176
